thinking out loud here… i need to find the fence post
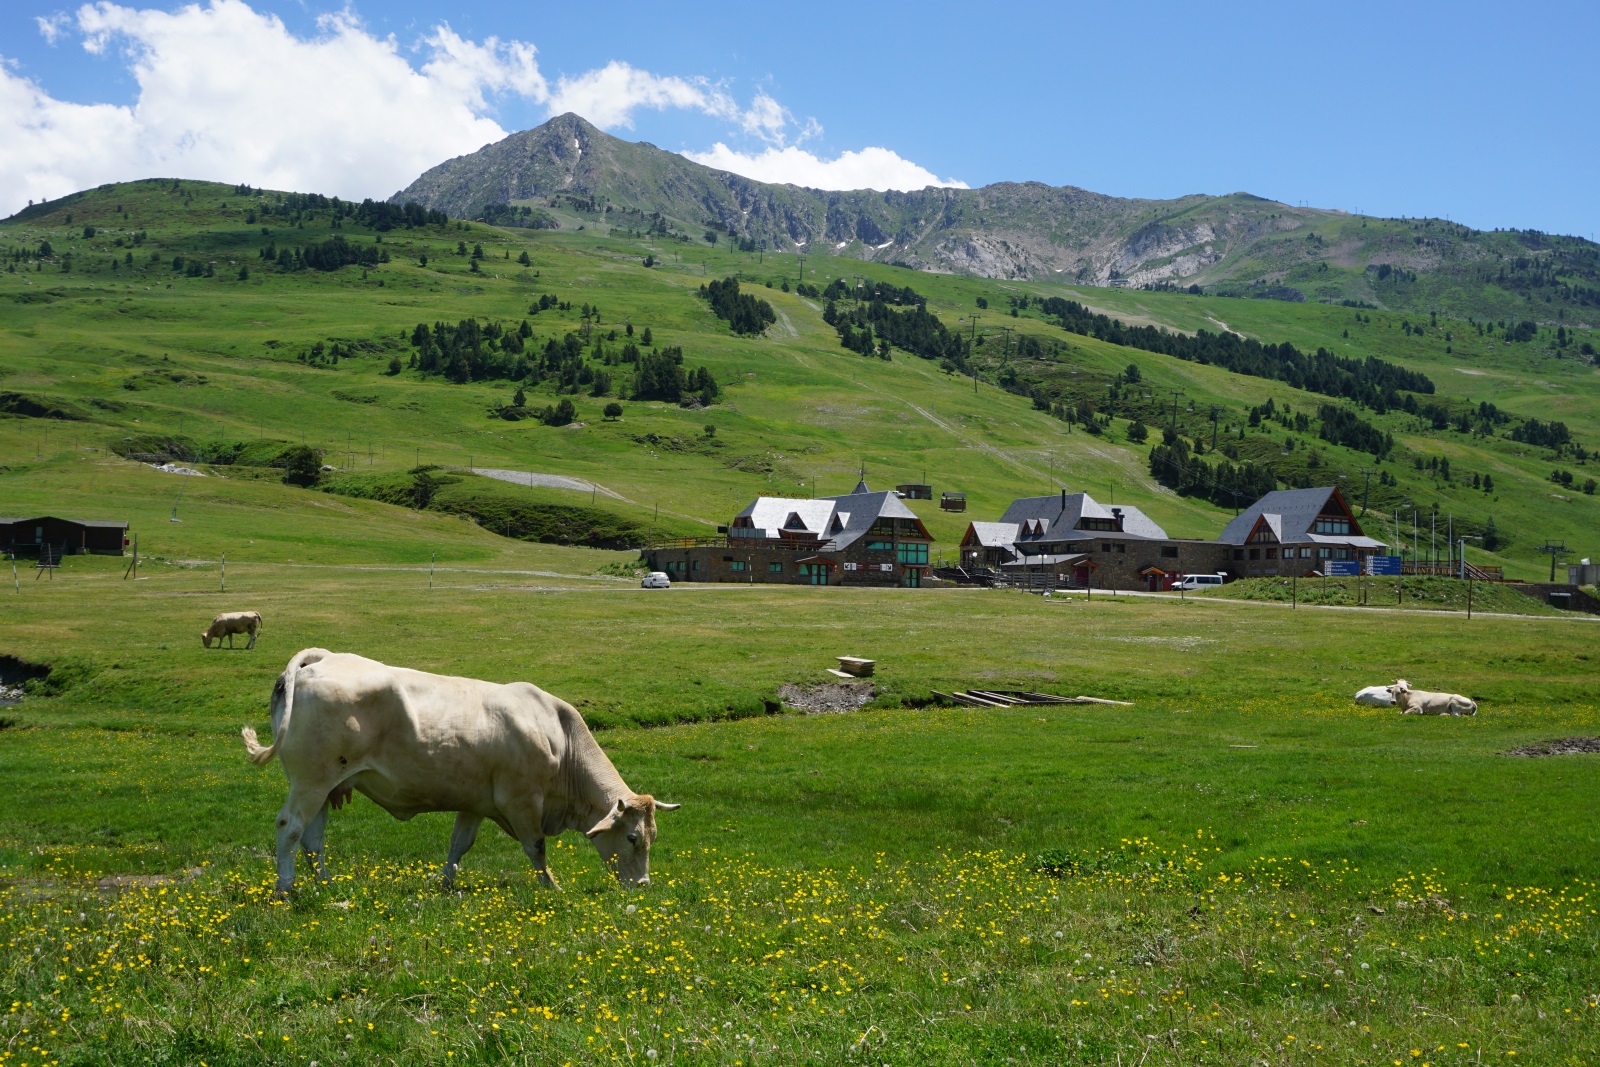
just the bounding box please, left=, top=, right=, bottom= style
left=429, top=551, right=435, bottom=591
left=221, top=554, right=226, bottom=593
left=11, top=557, right=17, bottom=594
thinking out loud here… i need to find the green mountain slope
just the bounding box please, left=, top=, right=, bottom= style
left=390, top=115, right=1600, bottom=324
left=2, top=178, right=1596, bottom=581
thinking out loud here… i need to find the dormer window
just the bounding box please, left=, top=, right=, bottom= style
left=783, top=512, right=808, bottom=530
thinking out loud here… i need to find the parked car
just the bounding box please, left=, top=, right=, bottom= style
left=641, top=571, right=671, bottom=589
left=1174, top=573, right=1226, bottom=591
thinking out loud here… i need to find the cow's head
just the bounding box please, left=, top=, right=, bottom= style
left=1387, top=679, right=1412, bottom=702
left=200, top=631, right=213, bottom=648
left=585, top=794, right=681, bottom=886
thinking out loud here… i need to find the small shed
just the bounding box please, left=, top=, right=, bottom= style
left=895, top=483, right=933, bottom=500
left=939, top=492, right=967, bottom=512
left=0, top=516, right=130, bottom=558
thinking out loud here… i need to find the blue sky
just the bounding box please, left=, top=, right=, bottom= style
left=3, top=0, right=1596, bottom=237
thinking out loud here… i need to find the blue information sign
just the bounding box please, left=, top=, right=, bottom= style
left=1366, top=555, right=1402, bottom=576
left=1324, top=560, right=1361, bottom=577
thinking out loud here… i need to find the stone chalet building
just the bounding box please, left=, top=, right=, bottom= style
left=961, top=486, right=1385, bottom=590
left=1214, top=487, right=1386, bottom=577
left=644, top=479, right=933, bottom=586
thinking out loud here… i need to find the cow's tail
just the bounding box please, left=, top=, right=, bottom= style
left=241, top=648, right=330, bottom=767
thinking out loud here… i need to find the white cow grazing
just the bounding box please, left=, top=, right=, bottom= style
left=1388, top=679, right=1478, bottom=717
left=1353, top=685, right=1397, bottom=707
left=203, top=610, right=263, bottom=649
left=240, top=649, right=680, bottom=897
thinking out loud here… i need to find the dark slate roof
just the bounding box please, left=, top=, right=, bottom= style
left=0, top=516, right=128, bottom=529
left=998, top=491, right=1167, bottom=543
left=1216, top=487, right=1381, bottom=547
left=820, top=489, right=924, bottom=551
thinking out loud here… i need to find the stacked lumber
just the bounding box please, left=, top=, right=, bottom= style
left=827, top=657, right=876, bottom=679
left=929, top=689, right=1133, bottom=708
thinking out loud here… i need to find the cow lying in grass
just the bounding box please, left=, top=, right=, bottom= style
left=1388, top=679, right=1477, bottom=716
left=202, top=610, right=262, bottom=649
left=1353, top=685, right=1397, bottom=707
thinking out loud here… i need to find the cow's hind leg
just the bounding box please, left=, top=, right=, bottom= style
left=247, top=628, right=257, bottom=650
left=299, top=801, right=332, bottom=882
left=274, top=787, right=331, bottom=898
left=442, top=812, right=483, bottom=890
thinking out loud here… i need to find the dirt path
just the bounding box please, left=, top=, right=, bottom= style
left=1207, top=317, right=1243, bottom=337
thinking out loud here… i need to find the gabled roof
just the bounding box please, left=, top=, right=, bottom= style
left=1217, top=487, right=1381, bottom=547
left=728, top=488, right=928, bottom=552
left=998, top=491, right=1168, bottom=542
left=819, top=488, right=927, bottom=551
left=964, top=521, right=1020, bottom=548
left=730, top=497, right=837, bottom=539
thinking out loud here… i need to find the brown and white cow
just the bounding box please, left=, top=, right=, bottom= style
left=241, top=649, right=679, bottom=896
left=1388, top=679, right=1478, bottom=717
left=202, top=611, right=263, bottom=649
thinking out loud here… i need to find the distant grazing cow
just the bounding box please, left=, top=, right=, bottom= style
left=202, top=610, right=263, bottom=649
left=1353, top=685, right=1397, bottom=707
left=1387, top=679, right=1477, bottom=717
left=241, top=649, right=680, bottom=897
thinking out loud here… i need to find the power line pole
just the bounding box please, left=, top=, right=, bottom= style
left=1539, top=541, right=1569, bottom=583
left=1357, top=468, right=1375, bottom=515
left=1209, top=405, right=1222, bottom=451
left=1168, top=390, right=1185, bottom=430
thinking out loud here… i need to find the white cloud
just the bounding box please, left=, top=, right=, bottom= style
left=35, top=13, right=73, bottom=45
left=683, top=143, right=967, bottom=192
left=0, top=1, right=962, bottom=213
left=546, top=60, right=734, bottom=130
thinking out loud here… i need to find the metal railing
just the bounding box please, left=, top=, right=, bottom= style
left=1403, top=561, right=1504, bottom=581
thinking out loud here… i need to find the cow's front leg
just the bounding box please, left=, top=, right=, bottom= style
left=522, top=836, right=561, bottom=889
left=299, top=801, right=332, bottom=882
left=442, top=812, right=483, bottom=889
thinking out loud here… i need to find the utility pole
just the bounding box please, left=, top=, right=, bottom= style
left=1209, top=405, right=1222, bottom=451
left=1168, top=390, right=1185, bottom=430
left=1539, top=541, right=1569, bottom=583
left=1357, top=468, right=1375, bottom=515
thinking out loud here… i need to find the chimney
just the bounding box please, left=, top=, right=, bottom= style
left=1059, top=488, right=1066, bottom=513
left=1111, top=507, right=1123, bottom=531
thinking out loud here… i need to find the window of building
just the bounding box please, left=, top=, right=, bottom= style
left=692, top=559, right=701, bottom=570
left=1160, top=546, right=1178, bottom=558
left=768, top=562, right=783, bottom=573
left=1265, top=547, right=1277, bottom=559
left=1313, top=517, right=1352, bottom=535
left=865, top=540, right=894, bottom=552
left=1248, top=548, right=1261, bottom=561
left=1101, top=542, right=1114, bottom=553
left=1233, top=549, right=1245, bottom=560
left=896, top=543, right=928, bottom=565
left=1078, top=517, right=1116, bottom=531
left=731, top=560, right=748, bottom=572
left=1317, top=548, right=1330, bottom=559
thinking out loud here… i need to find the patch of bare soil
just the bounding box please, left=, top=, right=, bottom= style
left=1503, top=737, right=1600, bottom=757
left=777, top=681, right=876, bottom=715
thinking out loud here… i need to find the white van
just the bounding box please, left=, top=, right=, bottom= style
left=1174, top=573, right=1226, bottom=591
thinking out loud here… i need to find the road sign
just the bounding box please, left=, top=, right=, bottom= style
left=1367, top=555, right=1402, bottom=576
left=1325, top=560, right=1361, bottom=577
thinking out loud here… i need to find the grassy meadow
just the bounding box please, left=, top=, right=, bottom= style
left=3, top=180, right=1600, bottom=1064
left=3, top=556, right=1600, bottom=1064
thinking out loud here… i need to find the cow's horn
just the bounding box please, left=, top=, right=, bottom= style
left=654, top=801, right=681, bottom=812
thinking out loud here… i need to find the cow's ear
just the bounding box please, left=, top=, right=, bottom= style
left=654, top=801, right=681, bottom=812
left=585, top=798, right=626, bottom=838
